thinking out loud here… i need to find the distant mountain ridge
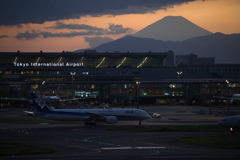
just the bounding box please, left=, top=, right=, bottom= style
left=91, top=33, right=240, bottom=64
left=132, top=16, right=212, bottom=41
left=74, top=16, right=240, bottom=64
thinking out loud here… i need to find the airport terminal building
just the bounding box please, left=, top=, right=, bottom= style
left=1, top=51, right=240, bottom=106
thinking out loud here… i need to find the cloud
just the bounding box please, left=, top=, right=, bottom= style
left=17, top=24, right=23, bottom=28
left=0, top=35, right=8, bottom=38
left=84, top=36, right=114, bottom=48
left=15, top=30, right=41, bottom=40
left=46, top=21, right=105, bottom=31
left=0, top=0, right=196, bottom=25
left=15, top=23, right=133, bottom=40
left=108, top=23, right=133, bottom=34
left=15, top=30, right=103, bottom=40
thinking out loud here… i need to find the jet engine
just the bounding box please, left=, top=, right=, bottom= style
left=104, top=116, right=117, bottom=124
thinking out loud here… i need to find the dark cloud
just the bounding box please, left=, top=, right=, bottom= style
left=0, top=0, right=196, bottom=25
left=108, top=23, right=133, bottom=34
left=15, top=30, right=103, bottom=40
left=0, top=35, right=8, bottom=38
left=84, top=36, right=113, bottom=48
left=15, top=23, right=133, bottom=40
left=15, top=30, right=41, bottom=40
left=46, top=22, right=104, bottom=31
left=46, top=21, right=105, bottom=31
left=17, top=24, right=24, bottom=28
left=46, top=22, right=133, bottom=34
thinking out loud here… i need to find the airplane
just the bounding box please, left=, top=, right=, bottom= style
left=213, top=94, right=240, bottom=105
left=218, top=116, right=240, bottom=133
left=229, top=94, right=240, bottom=105
left=40, top=94, right=95, bottom=106
left=29, top=92, right=150, bottom=125
left=39, top=83, right=96, bottom=106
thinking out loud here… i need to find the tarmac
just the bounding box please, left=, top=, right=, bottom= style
left=0, top=104, right=240, bottom=160
left=1, top=104, right=238, bottom=128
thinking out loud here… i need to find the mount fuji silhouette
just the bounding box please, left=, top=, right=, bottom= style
left=132, top=16, right=212, bottom=41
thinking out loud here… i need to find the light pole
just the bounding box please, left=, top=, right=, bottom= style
left=70, top=72, right=76, bottom=97
left=136, top=80, right=140, bottom=109
left=27, top=81, right=31, bottom=111
left=40, top=81, right=45, bottom=99
left=226, top=80, right=229, bottom=115
left=122, top=81, right=124, bottom=108
left=177, top=71, right=182, bottom=103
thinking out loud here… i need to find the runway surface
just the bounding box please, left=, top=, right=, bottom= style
left=1, top=105, right=240, bottom=160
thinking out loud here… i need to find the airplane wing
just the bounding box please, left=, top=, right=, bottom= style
left=214, top=96, right=240, bottom=100
left=84, top=111, right=105, bottom=120
left=59, top=98, right=78, bottom=102
left=60, top=97, right=96, bottom=102
left=213, top=96, right=229, bottom=100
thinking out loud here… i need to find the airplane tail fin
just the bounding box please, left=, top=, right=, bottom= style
left=29, top=92, right=53, bottom=114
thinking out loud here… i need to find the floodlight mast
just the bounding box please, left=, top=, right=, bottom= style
left=177, top=71, right=182, bottom=103
left=70, top=72, right=76, bottom=97
left=136, top=80, right=140, bottom=109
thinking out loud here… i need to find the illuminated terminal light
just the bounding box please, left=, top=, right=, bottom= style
left=35, top=57, right=40, bottom=63
left=96, top=57, right=105, bottom=68
left=137, top=57, right=148, bottom=68
left=57, top=57, right=62, bottom=63
left=116, top=57, right=126, bottom=68
left=14, top=57, right=18, bottom=63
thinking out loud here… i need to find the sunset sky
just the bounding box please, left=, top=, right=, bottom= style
left=0, top=0, right=240, bottom=52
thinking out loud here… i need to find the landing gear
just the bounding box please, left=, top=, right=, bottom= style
left=84, top=121, right=96, bottom=126
left=139, top=120, right=142, bottom=125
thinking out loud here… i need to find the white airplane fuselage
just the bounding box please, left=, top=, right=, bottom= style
left=230, top=94, right=240, bottom=105
left=40, top=108, right=149, bottom=121
left=218, top=116, right=240, bottom=128
left=30, top=92, right=150, bottom=125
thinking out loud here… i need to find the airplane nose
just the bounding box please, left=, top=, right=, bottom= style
left=147, top=113, right=151, bottom=119
left=143, top=112, right=151, bottom=119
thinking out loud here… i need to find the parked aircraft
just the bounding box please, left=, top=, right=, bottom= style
left=40, top=83, right=96, bottom=106
left=218, top=116, right=240, bottom=133
left=230, top=94, right=240, bottom=105
left=213, top=94, right=240, bottom=105
left=40, top=95, right=95, bottom=106
left=29, top=92, right=150, bottom=125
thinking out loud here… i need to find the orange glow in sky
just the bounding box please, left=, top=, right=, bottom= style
left=0, top=0, right=240, bottom=52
